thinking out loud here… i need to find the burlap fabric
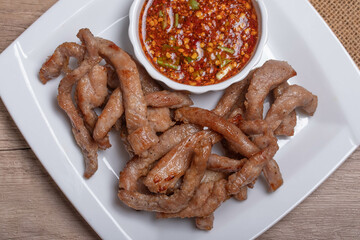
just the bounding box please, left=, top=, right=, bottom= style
left=310, top=0, right=359, bottom=67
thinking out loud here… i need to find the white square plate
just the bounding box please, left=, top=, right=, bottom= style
left=1, top=0, right=360, bottom=239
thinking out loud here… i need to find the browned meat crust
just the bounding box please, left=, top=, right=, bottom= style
left=273, top=82, right=297, bottom=136
left=104, top=64, right=119, bottom=89
left=176, top=107, right=282, bottom=192
left=175, top=107, right=259, bottom=157
left=213, top=72, right=252, bottom=117
left=227, top=144, right=279, bottom=194
left=93, top=87, right=124, bottom=145
left=143, top=131, right=208, bottom=194
left=147, top=107, right=175, bottom=133
left=145, top=91, right=193, bottom=109
left=39, top=42, right=85, bottom=84
left=157, top=179, right=228, bottom=218
left=57, top=28, right=101, bottom=178
left=119, top=124, right=201, bottom=191
left=262, top=159, right=283, bottom=192
left=75, top=65, right=108, bottom=131
left=238, top=119, right=268, bottom=135
left=265, top=84, right=318, bottom=131
left=96, top=37, right=158, bottom=155
left=118, top=137, right=211, bottom=213
left=135, top=59, right=163, bottom=94
left=233, top=186, right=248, bottom=201
left=245, top=60, right=297, bottom=120
left=195, top=214, right=214, bottom=231
left=207, top=154, right=247, bottom=173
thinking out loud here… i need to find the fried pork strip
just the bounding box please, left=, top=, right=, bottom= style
left=265, top=84, right=318, bottom=130
left=213, top=74, right=252, bottom=117
left=96, top=37, right=158, bottom=155
left=76, top=65, right=108, bottom=130
left=147, top=107, right=175, bottom=133
left=93, top=87, right=124, bottom=144
left=75, top=65, right=110, bottom=149
left=227, top=144, right=279, bottom=194
left=135, top=59, right=163, bottom=94
left=118, top=136, right=211, bottom=213
left=144, top=130, right=221, bottom=194
left=175, top=107, right=259, bottom=157
left=245, top=60, right=297, bottom=120
left=39, top=42, right=85, bottom=84
left=175, top=107, right=282, bottom=194
left=195, top=214, right=214, bottom=231
left=143, top=131, right=209, bottom=194
left=157, top=179, right=228, bottom=218
left=233, top=186, right=248, bottom=201
left=57, top=28, right=101, bottom=178
left=272, top=82, right=297, bottom=136
left=145, top=91, right=193, bottom=109
left=119, top=124, right=201, bottom=191
left=207, top=154, right=247, bottom=173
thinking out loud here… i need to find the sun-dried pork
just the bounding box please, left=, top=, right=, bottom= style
left=147, top=107, right=175, bottom=133
left=119, top=124, right=201, bottom=191
left=93, top=87, right=124, bottom=145
left=39, top=42, right=85, bottom=84
left=272, top=82, right=297, bottom=136
left=245, top=60, right=297, bottom=120
left=96, top=37, right=158, bottom=155
left=145, top=91, right=193, bottom=109
left=118, top=137, right=211, bottom=213
left=57, top=28, right=101, bottom=178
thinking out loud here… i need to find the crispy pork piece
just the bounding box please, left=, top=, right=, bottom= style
left=144, top=131, right=208, bottom=194
left=135, top=59, right=163, bottom=94
left=201, top=170, right=228, bottom=183
left=265, top=84, right=318, bottom=131
left=144, top=130, right=220, bottom=194
left=245, top=60, right=297, bottom=120
left=118, top=137, right=211, bottom=213
left=57, top=28, right=101, bottom=178
left=96, top=37, right=158, bottom=155
left=207, top=154, right=247, bottom=173
left=195, top=214, right=214, bottom=231
left=228, top=107, right=244, bottom=120
left=213, top=73, right=252, bottom=117
left=75, top=65, right=110, bottom=149
left=238, top=119, right=268, bottom=135
left=76, top=65, right=108, bottom=130
left=227, top=144, right=279, bottom=194
left=147, top=107, right=175, bottom=133
left=262, top=159, right=283, bottom=192
left=119, top=124, right=201, bottom=191
left=93, top=87, right=124, bottom=145
left=39, top=42, right=85, bottom=84
left=242, top=61, right=295, bottom=192
left=104, top=64, right=119, bottom=89
left=157, top=179, right=228, bottom=218
left=145, top=91, right=193, bottom=109
left=175, top=107, right=259, bottom=157
left=273, top=82, right=297, bottom=136
left=233, top=186, right=248, bottom=201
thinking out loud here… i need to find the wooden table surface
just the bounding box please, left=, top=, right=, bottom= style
left=0, top=0, right=359, bottom=239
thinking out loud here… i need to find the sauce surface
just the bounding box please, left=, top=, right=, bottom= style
left=140, top=0, right=258, bottom=86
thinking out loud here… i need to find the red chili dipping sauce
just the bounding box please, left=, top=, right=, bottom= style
left=140, top=0, right=258, bottom=86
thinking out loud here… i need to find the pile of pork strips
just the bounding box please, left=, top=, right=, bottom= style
left=40, top=28, right=317, bottom=230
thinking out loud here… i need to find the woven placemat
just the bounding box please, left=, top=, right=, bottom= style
left=310, top=0, right=359, bottom=68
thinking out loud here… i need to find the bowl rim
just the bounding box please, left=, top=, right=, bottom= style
left=129, top=0, right=268, bottom=94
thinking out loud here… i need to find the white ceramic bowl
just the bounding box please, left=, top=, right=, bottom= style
left=129, top=0, right=268, bottom=94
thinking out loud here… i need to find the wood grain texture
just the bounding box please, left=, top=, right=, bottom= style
left=0, top=0, right=359, bottom=239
